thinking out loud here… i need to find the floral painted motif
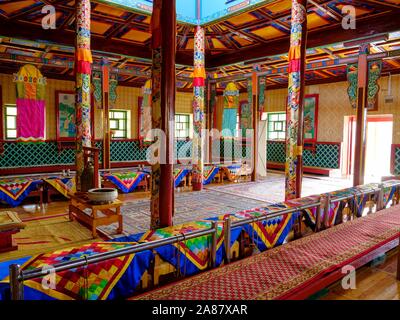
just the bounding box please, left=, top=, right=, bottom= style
left=192, top=26, right=206, bottom=190
left=75, top=0, right=92, bottom=191
left=285, top=0, right=307, bottom=200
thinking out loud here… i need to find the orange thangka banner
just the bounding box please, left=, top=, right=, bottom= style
left=76, top=48, right=93, bottom=62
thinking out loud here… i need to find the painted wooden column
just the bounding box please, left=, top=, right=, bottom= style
left=101, top=58, right=111, bottom=169
left=75, top=0, right=92, bottom=191
left=353, top=44, right=370, bottom=187
left=285, top=0, right=308, bottom=200
left=251, top=72, right=258, bottom=182
left=150, top=0, right=176, bottom=229
left=192, top=25, right=206, bottom=191
left=209, top=81, right=217, bottom=163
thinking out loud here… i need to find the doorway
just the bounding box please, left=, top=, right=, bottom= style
left=345, top=115, right=393, bottom=183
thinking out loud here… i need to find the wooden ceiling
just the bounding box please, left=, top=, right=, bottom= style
left=0, top=0, right=400, bottom=90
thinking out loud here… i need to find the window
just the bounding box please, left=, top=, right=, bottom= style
left=4, top=104, right=17, bottom=139
left=267, top=112, right=286, bottom=140
left=109, top=110, right=128, bottom=139
left=175, top=114, right=190, bottom=139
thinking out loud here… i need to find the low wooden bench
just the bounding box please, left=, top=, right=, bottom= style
left=132, top=205, right=400, bottom=300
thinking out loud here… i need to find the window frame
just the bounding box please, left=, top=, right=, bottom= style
left=109, top=109, right=128, bottom=139
left=267, top=112, right=286, bottom=141
left=175, top=113, right=192, bottom=140
left=4, top=104, right=18, bottom=140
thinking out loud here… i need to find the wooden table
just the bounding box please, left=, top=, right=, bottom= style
left=0, top=211, right=25, bottom=253
left=69, top=193, right=123, bottom=238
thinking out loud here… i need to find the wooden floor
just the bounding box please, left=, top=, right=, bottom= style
left=319, top=250, right=400, bottom=300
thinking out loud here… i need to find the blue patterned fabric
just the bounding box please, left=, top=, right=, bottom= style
left=174, top=168, right=190, bottom=188
left=0, top=179, right=41, bottom=207
left=222, top=109, right=237, bottom=137
left=0, top=249, right=153, bottom=301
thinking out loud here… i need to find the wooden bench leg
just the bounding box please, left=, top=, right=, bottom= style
left=117, top=208, right=123, bottom=234
left=141, top=270, right=149, bottom=289
left=397, top=235, right=400, bottom=281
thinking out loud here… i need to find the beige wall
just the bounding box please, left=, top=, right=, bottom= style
left=2, top=73, right=399, bottom=143
left=264, top=74, right=400, bottom=143
left=0, top=75, right=193, bottom=140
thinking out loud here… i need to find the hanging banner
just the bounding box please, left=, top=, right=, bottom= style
left=222, top=82, right=239, bottom=137
left=13, top=64, right=46, bottom=143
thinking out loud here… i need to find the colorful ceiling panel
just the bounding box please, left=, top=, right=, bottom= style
left=0, top=0, right=399, bottom=90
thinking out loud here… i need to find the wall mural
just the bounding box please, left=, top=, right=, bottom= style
left=303, top=94, right=319, bottom=143
left=56, top=91, right=76, bottom=141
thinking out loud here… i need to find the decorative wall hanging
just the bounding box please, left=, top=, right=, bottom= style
left=303, top=94, right=319, bottom=143
left=138, top=79, right=152, bottom=144
left=239, top=100, right=252, bottom=136
left=258, top=76, right=266, bottom=115
left=222, top=82, right=239, bottom=137
left=93, top=72, right=118, bottom=109
left=367, top=61, right=382, bottom=111
left=13, top=64, right=46, bottom=142
left=109, top=74, right=118, bottom=105
left=347, top=64, right=358, bottom=109
left=56, top=91, right=76, bottom=141
left=346, top=60, right=382, bottom=111
left=92, top=71, right=102, bottom=108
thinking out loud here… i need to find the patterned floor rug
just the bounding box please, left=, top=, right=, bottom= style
left=132, top=205, right=400, bottom=300
left=0, top=216, right=100, bottom=262
left=98, top=189, right=269, bottom=237
left=206, top=173, right=352, bottom=203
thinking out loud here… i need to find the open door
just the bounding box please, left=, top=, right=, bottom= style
left=345, top=115, right=393, bottom=182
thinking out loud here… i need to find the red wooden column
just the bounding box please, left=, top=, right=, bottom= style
left=251, top=72, right=258, bottom=182
left=285, top=0, right=308, bottom=200
left=150, top=0, right=176, bottom=229
left=75, top=0, right=92, bottom=191
left=353, top=44, right=370, bottom=187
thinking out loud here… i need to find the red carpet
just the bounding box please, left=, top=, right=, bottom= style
left=133, top=205, right=400, bottom=300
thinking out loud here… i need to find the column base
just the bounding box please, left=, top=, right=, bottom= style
left=192, top=181, right=203, bottom=191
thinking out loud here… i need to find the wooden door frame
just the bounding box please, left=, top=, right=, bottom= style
left=347, top=114, right=393, bottom=176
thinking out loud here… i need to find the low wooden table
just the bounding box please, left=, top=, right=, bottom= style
left=69, top=193, right=123, bottom=238
left=0, top=211, right=25, bottom=253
